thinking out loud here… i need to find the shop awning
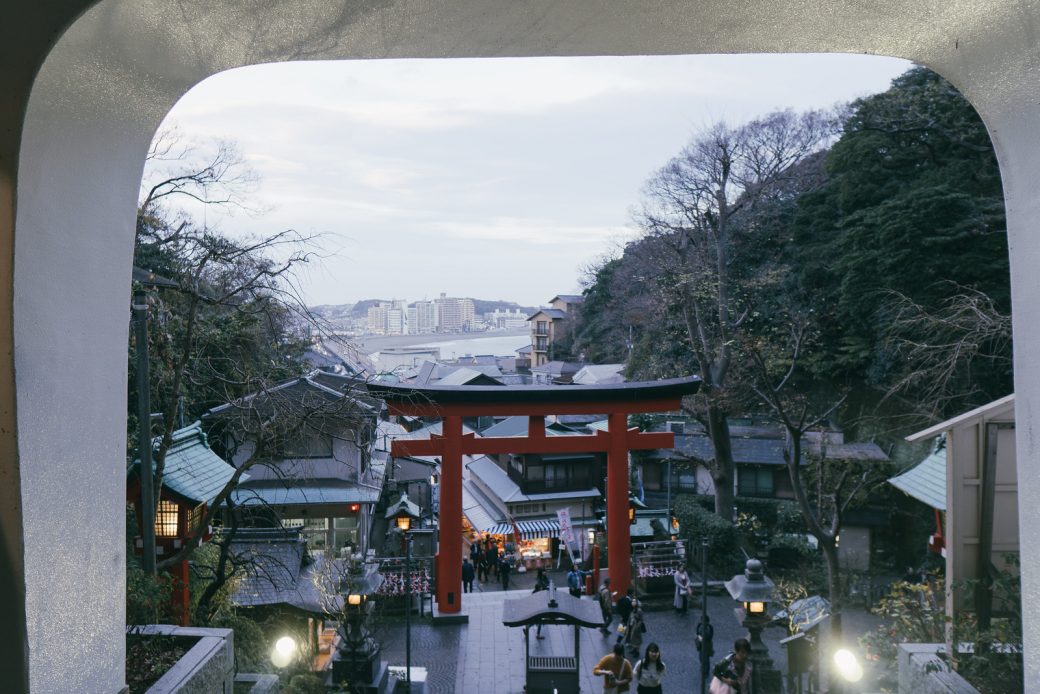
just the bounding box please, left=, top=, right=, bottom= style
left=462, top=481, right=502, bottom=532
left=487, top=519, right=559, bottom=539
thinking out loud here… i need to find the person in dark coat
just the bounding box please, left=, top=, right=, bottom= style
left=616, top=587, right=634, bottom=627
left=499, top=556, right=512, bottom=590
left=532, top=568, right=550, bottom=638
left=462, top=558, right=475, bottom=593
left=696, top=614, right=715, bottom=690
left=487, top=543, right=499, bottom=579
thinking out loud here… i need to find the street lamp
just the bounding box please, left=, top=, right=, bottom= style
left=331, top=572, right=383, bottom=688
left=628, top=494, right=646, bottom=525
left=725, top=558, right=782, bottom=692
left=385, top=492, right=420, bottom=691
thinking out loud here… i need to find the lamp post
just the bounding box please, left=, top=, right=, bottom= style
left=386, top=492, right=420, bottom=692
left=697, top=537, right=713, bottom=694
left=132, top=289, right=157, bottom=575
left=724, top=558, right=782, bottom=692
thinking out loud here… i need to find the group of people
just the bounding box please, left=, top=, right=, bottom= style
left=463, top=538, right=514, bottom=592
left=587, top=568, right=752, bottom=694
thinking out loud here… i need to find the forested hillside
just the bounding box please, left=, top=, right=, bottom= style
left=573, top=67, right=1011, bottom=432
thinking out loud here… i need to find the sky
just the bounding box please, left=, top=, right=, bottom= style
left=151, top=53, right=913, bottom=308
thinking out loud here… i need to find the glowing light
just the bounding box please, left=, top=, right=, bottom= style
left=271, top=636, right=296, bottom=668
left=747, top=601, right=766, bottom=614
left=833, top=649, right=863, bottom=682
left=348, top=593, right=363, bottom=606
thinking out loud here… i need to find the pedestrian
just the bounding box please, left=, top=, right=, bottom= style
left=499, top=555, right=512, bottom=590
left=567, top=566, right=586, bottom=598
left=593, top=642, right=633, bottom=694
left=673, top=566, right=692, bottom=615
left=470, top=541, right=479, bottom=562
left=696, top=614, right=715, bottom=689
left=487, top=542, right=499, bottom=579
left=532, top=568, right=550, bottom=639
left=461, top=557, right=475, bottom=593
left=634, top=642, right=666, bottom=694
left=710, top=638, right=752, bottom=694
left=616, top=587, right=634, bottom=628
left=598, top=578, right=615, bottom=636
left=623, top=594, right=645, bottom=659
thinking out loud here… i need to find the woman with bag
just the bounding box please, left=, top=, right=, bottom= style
left=710, top=638, right=752, bottom=694
left=622, top=595, right=646, bottom=659
left=673, top=566, right=691, bottom=614
left=633, top=642, right=665, bottom=694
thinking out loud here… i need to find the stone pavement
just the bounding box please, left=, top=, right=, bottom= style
left=377, top=569, right=887, bottom=693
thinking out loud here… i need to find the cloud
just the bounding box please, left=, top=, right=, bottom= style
left=430, top=217, right=632, bottom=247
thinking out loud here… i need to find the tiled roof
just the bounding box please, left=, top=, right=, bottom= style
left=230, top=479, right=380, bottom=507
left=480, top=416, right=580, bottom=438
left=888, top=444, right=947, bottom=511
left=467, top=456, right=523, bottom=502
left=551, top=295, right=585, bottom=304
left=527, top=309, right=567, bottom=320
left=230, top=531, right=343, bottom=612
left=133, top=421, right=238, bottom=505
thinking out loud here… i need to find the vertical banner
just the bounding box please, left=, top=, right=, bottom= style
left=556, top=507, right=579, bottom=560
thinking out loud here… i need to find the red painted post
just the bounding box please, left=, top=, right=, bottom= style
left=592, top=543, right=600, bottom=594
left=606, top=411, right=630, bottom=600
left=437, top=415, right=464, bottom=613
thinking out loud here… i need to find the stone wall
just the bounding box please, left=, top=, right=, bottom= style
left=897, top=644, right=981, bottom=694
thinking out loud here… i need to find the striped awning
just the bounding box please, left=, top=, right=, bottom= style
left=486, top=519, right=559, bottom=539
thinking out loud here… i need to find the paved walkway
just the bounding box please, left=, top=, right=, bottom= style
left=377, top=574, right=888, bottom=693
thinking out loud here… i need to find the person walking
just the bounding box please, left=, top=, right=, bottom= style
left=487, top=542, right=499, bottom=579
left=532, top=568, right=550, bottom=639
left=461, top=557, right=475, bottom=593
left=499, top=555, right=512, bottom=590
left=673, top=566, right=692, bottom=615
left=616, top=587, right=634, bottom=629
left=567, top=566, right=586, bottom=598
left=710, top=638, right=752, bottom=694
left=622, top=594, right=645, bottom=660
left=593, top=642, right=633, bottom=694
left=696, top=614, right=715, bottom=690
left=598, top=578, right=615, bottom=636
left=633, top=642, right=666, bottom=694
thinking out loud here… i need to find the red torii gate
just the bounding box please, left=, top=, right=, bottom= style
left=368, top=376, right=700, bottom=615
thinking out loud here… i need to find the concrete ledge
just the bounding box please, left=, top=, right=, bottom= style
left=131, top=625, right=235, bottom=694
left=897, top=644, right=981, bottom=694
left=234, top=673, right=280, bottom=693
left=431, top=602, right=469, bottom=625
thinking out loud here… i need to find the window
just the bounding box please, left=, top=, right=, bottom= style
left=536, top=321, right=549, bottom=336
left=535, top=337, right=548, bottom=350
left=667, top=421, right=685, bottom=434
left=186, top=503, right=206, bottom=536
left=738, top=467, right=774, bottom=497
left=155, top=500, right=179, bottom=538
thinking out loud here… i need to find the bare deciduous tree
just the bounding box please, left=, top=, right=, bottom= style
left=633, top=110, right=836, bottom=518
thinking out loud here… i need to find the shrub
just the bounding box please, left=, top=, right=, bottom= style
left=673, top=495, right=742, bottom=575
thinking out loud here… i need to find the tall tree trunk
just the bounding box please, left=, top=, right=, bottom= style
left=706, top=405, right=735, bottom=519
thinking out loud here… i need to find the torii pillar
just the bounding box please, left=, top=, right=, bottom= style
left=369, top=376, right=701, bottom=614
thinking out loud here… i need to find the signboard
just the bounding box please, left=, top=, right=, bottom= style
left=556, top=507, right=579, bottom=559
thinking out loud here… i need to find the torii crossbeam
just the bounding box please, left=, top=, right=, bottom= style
left=367, top=376, right=701, bottom=615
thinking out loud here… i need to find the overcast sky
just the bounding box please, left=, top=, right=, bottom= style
left=153, top=53, right=913, bottom=308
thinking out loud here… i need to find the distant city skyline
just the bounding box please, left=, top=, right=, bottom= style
left=151, top=53, right=913, bottom=307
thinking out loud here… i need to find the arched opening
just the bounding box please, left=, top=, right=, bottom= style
left=7, top=1, right=1040, bottom=691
